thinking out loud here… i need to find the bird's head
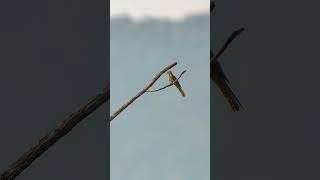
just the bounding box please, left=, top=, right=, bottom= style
left=166, top=70, right=172, bottom=75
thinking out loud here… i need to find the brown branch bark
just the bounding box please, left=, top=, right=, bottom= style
left=110, top=62, right=178, bottom=121
left=0, top=85, right=110, bottom=180
left=146, top=70, right=186, bottom=92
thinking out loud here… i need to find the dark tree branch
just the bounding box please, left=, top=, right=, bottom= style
left=110, top=62, right=179, bottom=121
left=210, top=0, right=244, bottom=63
left=146, top=70, right=186, bottom=92
left=0, top=85, right=110, bottom=180
left=211, top=28, right=245, bottom=63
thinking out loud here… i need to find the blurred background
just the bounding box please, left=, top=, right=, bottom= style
left=111, top=0, right=210, bottom=179
left=111, top=0, right=207, bottom=20
left=0, top=0, right=108, bottom=179
left=212, top=0, right=320, bottom=179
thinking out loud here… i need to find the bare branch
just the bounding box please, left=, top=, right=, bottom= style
left=146, top=70, right=186, bottom=92
left=211, top=28, right=245, bottom=63
left=110, top=62, right=178, bottom=122
left=1, top=85, right=110, bottom=180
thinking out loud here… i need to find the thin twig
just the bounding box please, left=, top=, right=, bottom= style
left=0, top=85, right=110, bottom=180
left=146, top=70, right=186, bottom=93
left=110, top=62, right=178, bottom=121
left=211, top=28, right=245, bottom=63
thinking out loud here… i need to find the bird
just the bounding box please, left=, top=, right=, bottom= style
left=210, top=51, right=242, bottom=111
left=167, top=70, right=185, bottom=97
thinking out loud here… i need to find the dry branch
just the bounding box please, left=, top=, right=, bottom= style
left=0, top=85, right=110, bottom=180
left=210, top=28, right=245, bottom=63
left=110, top=62, right=183, bottom=121
left=210, top=0, right=245, bottom=63
left=146, top=70, right=186, bottom=92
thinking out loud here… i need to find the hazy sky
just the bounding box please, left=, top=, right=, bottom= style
left=110, top=14, right=209, bottom=180
left=111, top=0, right=208, bottom=20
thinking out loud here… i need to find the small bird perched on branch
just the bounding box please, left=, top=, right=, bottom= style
left=167, top=70, right=185, bottom=97
left=211, top=51, right=242, bottom=111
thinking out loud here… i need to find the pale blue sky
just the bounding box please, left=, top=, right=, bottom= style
left=111, top=0, right=208, bottom=20
left=110, top=2, right=209, bottom=179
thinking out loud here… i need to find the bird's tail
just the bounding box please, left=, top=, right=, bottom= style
left=214, top=78, right=242, bottom=111
left=177, top=86, right=186, bottom=97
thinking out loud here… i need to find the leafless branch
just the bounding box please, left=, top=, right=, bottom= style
left=0, top=85, right=110, bottom=180
left=211, top=28, right=245, bottom=63
left=146, top=70, right=186, bottom=93
left=110, top=62, right=179, bottom=122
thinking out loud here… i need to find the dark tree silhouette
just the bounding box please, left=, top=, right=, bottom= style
left=0, top=85, right=110, bottom=180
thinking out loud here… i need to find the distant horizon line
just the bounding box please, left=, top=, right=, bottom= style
left=110, top=11, right=209, bottom=22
